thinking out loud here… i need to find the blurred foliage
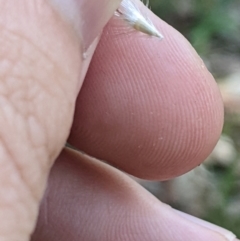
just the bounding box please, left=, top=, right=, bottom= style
left=149, top=0, right=240, bottom=237
left=205, top=156, right=240, bottom=237
left=150, top=0, right=240, bottom=54
left=205, top=207, right=240, bottom=237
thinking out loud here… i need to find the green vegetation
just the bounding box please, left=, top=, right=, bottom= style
left=150, top=0, right=240, bottom=54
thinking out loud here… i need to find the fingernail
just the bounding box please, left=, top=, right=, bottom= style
left=49, top=0, right=121, bottom=50
left=174, top=209, right=237, bottom=241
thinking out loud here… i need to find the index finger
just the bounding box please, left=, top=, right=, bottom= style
left=69, top=0, right=224, bottom=180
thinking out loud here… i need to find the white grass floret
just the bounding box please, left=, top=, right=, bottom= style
left=115, top=0, right=164, bottom=39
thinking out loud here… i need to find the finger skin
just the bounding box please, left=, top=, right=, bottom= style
left=0, top=0, right=120, bottom=240
left=31, top=148, right=227, bottom=241
left=69, top=7, right=224, bottom=180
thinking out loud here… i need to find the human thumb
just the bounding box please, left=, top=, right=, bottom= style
left=0, top=0, right=120, bottom=240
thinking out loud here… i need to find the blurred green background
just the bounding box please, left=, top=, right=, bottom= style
left=151, top=0, right=240, bottom=56
left=141, top=0, right=240, bottom=236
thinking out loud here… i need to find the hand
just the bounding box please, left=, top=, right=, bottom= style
left=0, top=0, right=237, bottom=240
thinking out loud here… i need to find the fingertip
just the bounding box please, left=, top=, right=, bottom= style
left=69, top=3, right=224, bottom=180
